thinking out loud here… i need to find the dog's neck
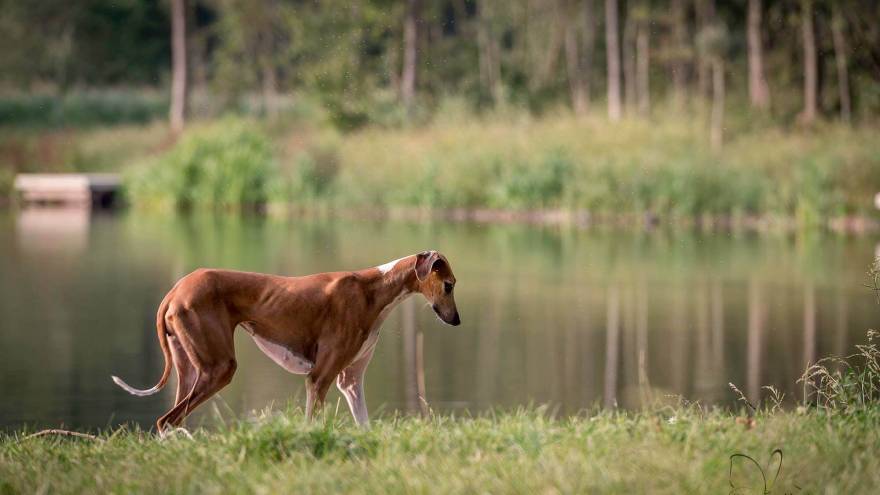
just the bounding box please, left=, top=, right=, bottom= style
left=363, top=255, right=421, bottom=312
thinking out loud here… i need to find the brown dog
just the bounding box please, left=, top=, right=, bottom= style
left=112, top=250, right=460, bottom=432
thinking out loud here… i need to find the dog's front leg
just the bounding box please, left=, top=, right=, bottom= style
left=305, top=376, right=319, bottom=421
left=336, top=350, right=374, bottom=428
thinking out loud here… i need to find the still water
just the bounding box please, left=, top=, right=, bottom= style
left=0, top=209, right=877, bottom=430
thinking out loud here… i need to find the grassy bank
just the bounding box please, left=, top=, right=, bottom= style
left=3, top=109, right=880, bottom=227
left=2, top=406, right=878, bottom=494
left=3, top=330, right=880, bottom=494
left=124, top=113, right=880, bottom=227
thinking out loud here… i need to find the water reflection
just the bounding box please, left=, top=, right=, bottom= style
left=0, top=211, right=876, bottom=430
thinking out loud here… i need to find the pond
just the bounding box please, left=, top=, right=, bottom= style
left=0, top=209, right=877, bottom=430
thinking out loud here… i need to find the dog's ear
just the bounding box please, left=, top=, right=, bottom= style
left=415, top=251, right=441, bottom=282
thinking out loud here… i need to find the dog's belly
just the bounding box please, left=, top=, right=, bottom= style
left=247, top=330, right=314, bottom=375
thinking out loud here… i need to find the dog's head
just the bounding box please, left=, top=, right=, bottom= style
left=414, top=250, right=461, bottom=326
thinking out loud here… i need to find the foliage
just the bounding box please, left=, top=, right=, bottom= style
left=0, top=0, right=169, bottom=88
left=0, top=91, right=167, bottom=129
left=4, top=112, right=878, bottom=225
left=3, top=0, right=880, bottom=125
left=800, top=330, right=880, bottom=413
left=125, top=118, right=273, bottom=210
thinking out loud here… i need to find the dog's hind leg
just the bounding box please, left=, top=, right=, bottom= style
left=155, top=310, right=237, bottom=433
left=169, top=334, right=198, bottom=408
left=156, top=356, right=237, bottom=432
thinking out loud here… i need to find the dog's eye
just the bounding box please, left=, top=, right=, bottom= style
left=444, top=282, right=454, bottom=294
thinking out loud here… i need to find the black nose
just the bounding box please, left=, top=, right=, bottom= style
left=450, top=312, right=461, bottom=326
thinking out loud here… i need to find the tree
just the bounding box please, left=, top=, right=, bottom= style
left=668, top=0, right=687, bottom=108
left=477, top=0, right=503, bottom=104
left=709, top=50, right=725, bottom=150
left=831, top=3, right=852, bottom=123
left=747, top=0, right=770, bottom=109
left=697, top=23, right=728, bottom=150
left=695, top=0, right=716, bottom=99
left=800, top=0, right=818, bottom=124
left=580, top=0, right=597, bottom=111
left=623, top=3, right=636, bottom=112
left=564, top=0, right=592, bottom=115
left=169, top=0, right=188, bottom=134
left=635, top=2, right=650, bottom=117
left=401, top=0, right=422, bottom=113
left=605, top=0, right=622, bottom=121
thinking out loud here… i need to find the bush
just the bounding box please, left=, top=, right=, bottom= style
left=125, top=118, right=274, bottom=210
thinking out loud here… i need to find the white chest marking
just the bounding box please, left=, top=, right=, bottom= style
left=377, top=257, right=405, bottom=275
left=353, top=291, right=410, bottom=362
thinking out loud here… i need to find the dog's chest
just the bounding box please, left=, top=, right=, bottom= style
left=352, top=292, right=408, bottom=363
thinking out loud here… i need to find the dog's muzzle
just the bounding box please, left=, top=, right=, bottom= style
left=449, top=311, right=461, bottom=326
left=433, top=306, right=461, bottom=326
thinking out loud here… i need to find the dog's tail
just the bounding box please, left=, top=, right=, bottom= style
left=111, top=292, right=174, bottom=397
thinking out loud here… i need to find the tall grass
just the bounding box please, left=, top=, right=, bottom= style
left=13, top=109, right=880, bottom=225
left=125, top=118, right=274, bottom=210
left=302, top=114, right=880, bottom=224
left=798, top=262, right=880, bottom=412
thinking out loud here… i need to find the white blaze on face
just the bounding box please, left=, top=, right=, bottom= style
left=377, top=256, right=405, bottom=275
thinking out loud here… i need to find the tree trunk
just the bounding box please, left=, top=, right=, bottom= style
left=605, top=0, right=622, bottom=121
left=800, top=0, right=817, bottom=124
left=259, top=26, right=278, bottom=118
left=536, top=8, right=565, bottom=90
left=580, top=0, right=596, bottom=112
left=477, top=0, right=503, bottom=104
left=623, top=11, right=636, bottom=112
left=710, top=57, right=724, bottom=150
left=696, top=0, right=715, bottom=100
left=636, top=17, right=650, bottom=117
left=261, top=57, right=278, bottom=117
left=169, top=0, right=188, bottom=134
left=564, top=2, right=587, bottom=116
left=401, top=0, right=421, bottom=113
left=669, top=0, right=687, bottom=108
left=831, top=4, right=851, bottom=123
left=747, top=0, right=770, bottom=109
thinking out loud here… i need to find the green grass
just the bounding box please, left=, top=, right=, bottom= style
left=2, top=406, right=878, bottom=494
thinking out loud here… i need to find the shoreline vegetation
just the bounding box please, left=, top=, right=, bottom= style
left=2, top=330, right=879, bottom=494
left=2, top=97, right=880, bottom=232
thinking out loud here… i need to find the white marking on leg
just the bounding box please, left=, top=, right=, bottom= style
left=337, top=377, right=370, bottom=427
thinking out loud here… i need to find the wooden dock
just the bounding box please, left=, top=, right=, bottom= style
left=14, top=173, right=121, bottom=208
